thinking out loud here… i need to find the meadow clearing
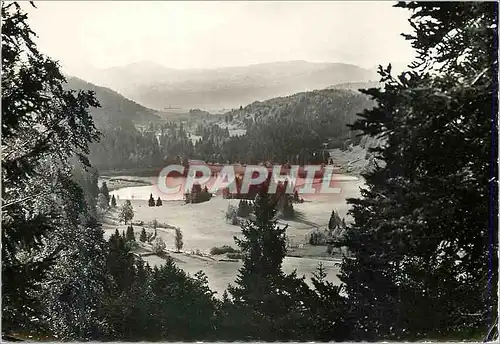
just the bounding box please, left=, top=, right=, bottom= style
left=101, top=176, right=363, bottom=295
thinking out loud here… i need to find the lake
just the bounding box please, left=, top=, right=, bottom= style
left=109, top=175, right=363, bottom=203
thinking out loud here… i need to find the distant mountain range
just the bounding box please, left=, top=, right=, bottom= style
left=64, top=76, right=162, bottom=126
left=81, top=60, right=378, bottom=111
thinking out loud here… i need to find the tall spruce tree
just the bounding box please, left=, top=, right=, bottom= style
left=126, top=225, right=135, bottom=242
left=227, top=184, right=315, bottom=340
left=1, top=1, right=102, bottom=337
left=148, top=193, right=155, bottom=207
left=338, top=2, right=498, bottom=340
left=100, top=181, right=110, bottom=204
left=139, top=228, right=147, bottom=242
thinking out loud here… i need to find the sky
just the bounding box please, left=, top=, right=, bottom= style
left=26, top=1, right=415, bottom=76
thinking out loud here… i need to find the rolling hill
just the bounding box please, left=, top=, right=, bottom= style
left=199, top=88, right=377, bottom=165
left=64, top=76, right=162, bottom=126
left=83, top=60, right=378, bottom=110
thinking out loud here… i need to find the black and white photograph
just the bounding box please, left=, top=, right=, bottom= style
left=1, top=1, right=498, bottom=342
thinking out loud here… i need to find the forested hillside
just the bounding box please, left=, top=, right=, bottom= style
left=214, top=89, right=375, bottom=164
left=62, top=78, right=166, bottom=172
left=78, top=82, right=375, bottom=171
left=64, top=77, right=162, bottom=126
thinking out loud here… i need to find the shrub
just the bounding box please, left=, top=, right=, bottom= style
left=185, top=183, right=212, bottom=204
left=150, top=219, right=158, bottom=229
left=152, top=236, right=166, bottom=255
left=237, top=199, right=253, bottom=217
left=225, top=204, right=237, bottom=220
left=309, top=230, right=328, bottom=246
left=210, top=245, right=238, bottom=255
left=197, top=189, right=212, bottom=203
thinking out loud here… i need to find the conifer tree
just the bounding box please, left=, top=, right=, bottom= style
left=155, top=197, right=162, bottom=206
left=1, top=1, right=101, bottom=335
left=126, top=225, right=135, bottom=242
left=100, top=181, right=110, bottom=204
left=97, top=192, right=109, bottom=215
left=229, top=184, right=286, bottom=294
left=328, top=210, right=341, bottom=230
left=139, top=228, right=147, bottom=242
left=227, top=184, right=312, bottom=340
left=338, top=2, right=498, bottom=340
left=111, top=194, right=117, bottom=207
left=148, top=193, right=155, bottom=207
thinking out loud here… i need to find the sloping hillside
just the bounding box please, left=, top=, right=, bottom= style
left=226, top=88, right=374, bottom=138
left=197, top=88, right=377, bottom=164
left=64, top=76, right=161, bottom=126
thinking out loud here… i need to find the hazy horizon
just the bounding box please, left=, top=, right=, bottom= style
left=26, top=1, right=415, bottom=79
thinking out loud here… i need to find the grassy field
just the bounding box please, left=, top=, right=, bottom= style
left=102, top=178, right=363, bottom=296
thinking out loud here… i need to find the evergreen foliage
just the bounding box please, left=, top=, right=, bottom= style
left=148, top=193, right=155, bottom=207
left=139, top=228, right=147, bottom=242
left=337, top=2, right=498, bottom=340
left=126, top=225, right=135, bottom=242
left=1, top=1, right=103, bottom=337
left=100, top=181, right=110, bottom=204
left=155, top=197, right=162, bottom=206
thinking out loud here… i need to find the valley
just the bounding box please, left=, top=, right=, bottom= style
left=5, top=2, right=493, bottom=341
left=100, top=176, right=363, bottom=296
left=77, top=62, right=377, bottom=297
left=67, top=59, right=379, bottom=298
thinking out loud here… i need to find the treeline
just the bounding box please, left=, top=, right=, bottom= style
left=91, top=108, right=365, bottom=171
left=88, top=78, right=374, bottom=171
left=2, top=1, right=497, bottom=342
left=89, top=121, right=192, bottom=171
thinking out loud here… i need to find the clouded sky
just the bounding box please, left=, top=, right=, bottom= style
left=26, top=1, right=415, bottom=76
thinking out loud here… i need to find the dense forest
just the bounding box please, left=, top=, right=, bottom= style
left=1, top=1, right=497, bottom=342
left=88, top=88, right=372, bottom=171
